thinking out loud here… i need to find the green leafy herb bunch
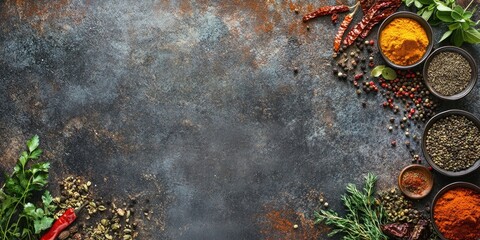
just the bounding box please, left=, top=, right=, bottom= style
left=403, top=0, right=480, bottom=46
left=314, top=173, right=388, bottom=240
left=0, top=135, right=56, bottom=239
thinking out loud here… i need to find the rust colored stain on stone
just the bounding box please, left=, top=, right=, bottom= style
left=2, top=0, right=87, bottom=32
left=258, top=206, right=329, bottom=240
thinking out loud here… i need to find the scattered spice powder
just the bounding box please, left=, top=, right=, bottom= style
left=259, top=206, right=328, bottom=240
left=433, top=187, right=480, bottom=240
left=426, top=51, right=472, bottom=96
left=401, top=169, right=428, bottom=195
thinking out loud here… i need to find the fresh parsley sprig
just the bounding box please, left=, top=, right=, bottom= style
left=403, top=0, right=480, bottom=46
left=314, top=173, right=387, bottom=240
left=0, top=135, right=56, bottom=240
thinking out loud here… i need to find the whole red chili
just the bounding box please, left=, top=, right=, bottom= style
left=331, top=13, right=339, bottom=23
left=40, top=205, right=84, bottom=240
left=302, top=5, right=350, bottom=22
left=333, top=4, right=359, bottom=52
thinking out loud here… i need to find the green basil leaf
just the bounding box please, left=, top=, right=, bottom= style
left=464, top=28, right=480, bottom=43
left=382, top=68, right=397, bottom=80
left=452, top=29, right=464, bottom=46
left=26, top=135, right=39, bottom=153
left=414, top=0, right=423, bottom=8
left=406, top=0, right=415, bottom=7
left=417, top=0, right=433, bottom=5
left=451, top=11, right=463, bottom=20
left=422, top=9, right=434, bottom=20
left=437, top=11, right=455, bottom=22
left=428, top=3, right=436, bottom=10
left=436, top=2, right=453, bottom=11
left=371, top=65, right=385, bottom=77
left=461, top=22, right=470, bottom=30
left=453, top=6, right=464, bottom=14
left=448, top=23, right=461, bottom=30
left=463, top=11, right=473, bottom=19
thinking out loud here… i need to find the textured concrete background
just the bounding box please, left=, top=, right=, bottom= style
left=0, top=0, right=479, bottom=239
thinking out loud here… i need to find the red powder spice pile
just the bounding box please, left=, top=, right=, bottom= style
left=433, top=187, right=480, bottom=240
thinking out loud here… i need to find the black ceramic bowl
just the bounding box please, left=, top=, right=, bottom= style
left=421, top=109, right=480, bottom=177
left=423, top=46, right=478, bottom=101
left=431, top=182, right=480, bottom=240
left=377, top=11, right=433, bottom=69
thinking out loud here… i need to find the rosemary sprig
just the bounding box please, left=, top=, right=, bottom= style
left=314, top=173, right=387, bottom=240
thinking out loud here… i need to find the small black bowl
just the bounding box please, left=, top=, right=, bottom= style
left=377, top=11, right=433, bottom=69
left=421, top=109, right=480, bottom=177
left=431, top=182, right=480, bottom=240
left=423, top=46, right=478, bottom=101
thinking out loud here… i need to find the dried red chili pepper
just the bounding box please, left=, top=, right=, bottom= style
left=40, top=205, right=85, bottom=240
left=333, top=4, right=359, bottom=52
left=331, top=13, right=339, bottom=24
left=381, top=223, right=413, bottom=238
left=302, top=5, right=350, bottom=22
left=359, top=5, right=399, bottom=39
left=409, top=219, right=430, bottom=240
left=360, top=0, right=375, bottom=13
left=343, top=1, right=392, bottom=46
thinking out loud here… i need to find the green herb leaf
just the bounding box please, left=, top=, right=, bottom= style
left=26, top=135, right=39, bottom=153
left=314, top=173, right=387, bottom=239
left=448, top=23, right=461, bottom=30
left=405, top=0, right=415, bottom=7
left=414, top=0, right=423, bottom=8
left=451, top=11, right=463, bottom=21
left=452, top=29, right=465, bottom=46
left=371, top=65, right=385, bottom=77
left=382, top=67, right=397, bottom=80
left=436, top=10, right=455, bottom=22
left=421, top=9, right=434, bottom=20
left=463, top=28, right=480, bottom=43
left=34, top=217, right=54, bottom=234
left=439, top=30, right=453, bottom=42
left=0, top=136, right=55, bottom=239
left=463, top=10, right=473, bottom=19
left=42, top=191, right=56, bottom=214
left=417, top=0, right=433, bottom=5
left=435, top=1, right=453, bottom=11
left=30, top=149, right=43, bottom=159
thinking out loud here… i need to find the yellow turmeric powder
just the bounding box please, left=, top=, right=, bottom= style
left=380, top=18, right=429, bottom=66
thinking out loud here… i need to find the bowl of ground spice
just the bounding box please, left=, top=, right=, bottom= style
left=431, top=182, right=480, bottom=240
left=422, top=109, right=480, bottom=177
left=398, top=164, right=433, bottom=199
left=378, top=11, right=433, bottom=69
left=423, top=46, right=477, bottom=100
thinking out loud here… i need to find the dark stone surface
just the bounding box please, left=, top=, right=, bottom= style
left=0, top=0, right=479, bottom=239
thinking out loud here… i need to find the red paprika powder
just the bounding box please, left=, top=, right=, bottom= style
left=433, top=187, right=480, bottom=240
left=401, top=169, right=428, bottom=195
